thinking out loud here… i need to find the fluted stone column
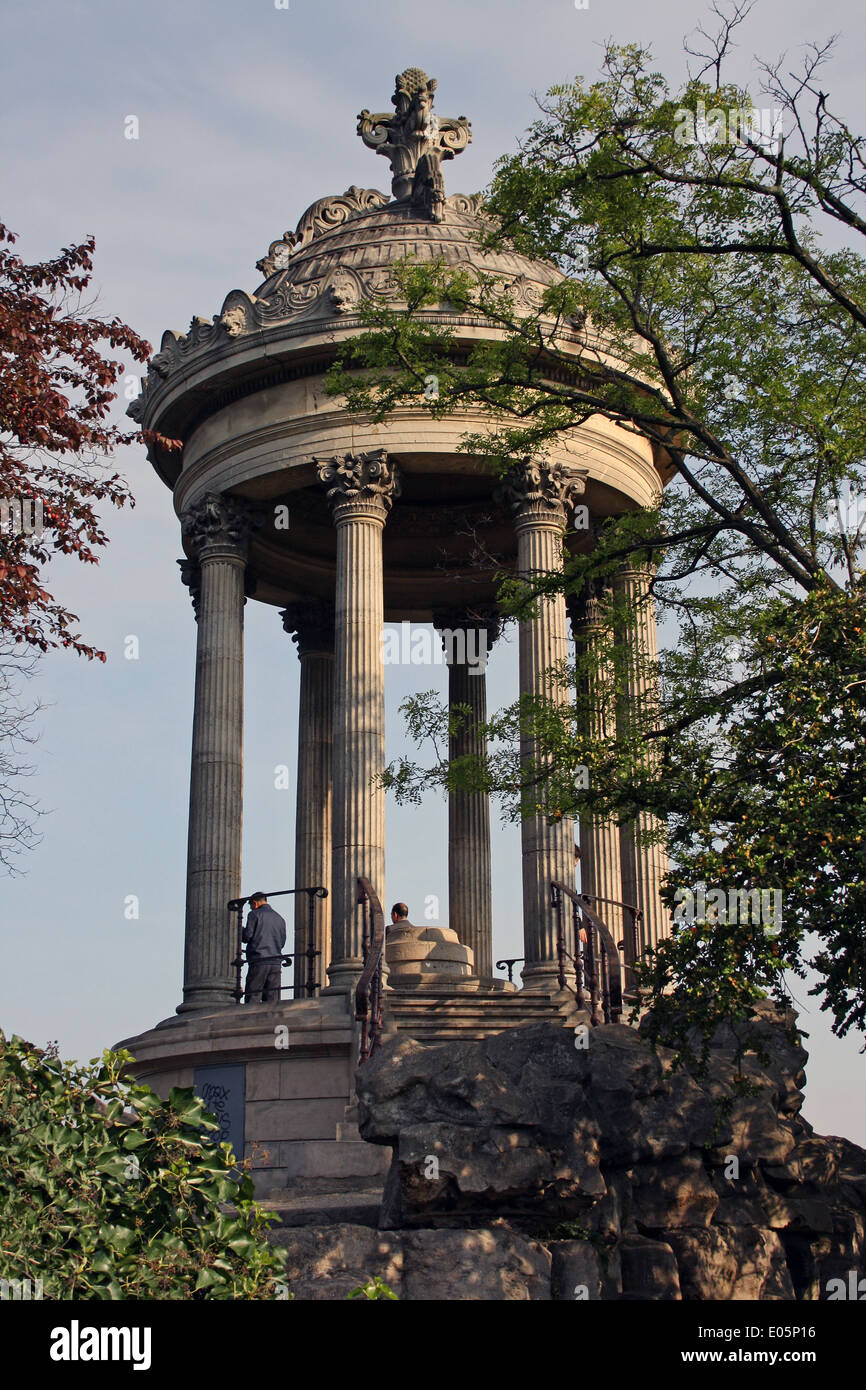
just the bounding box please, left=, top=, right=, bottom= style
left=568, top=582, right=626, bottom=950
left=178, top=493, right=258, bottom=1013
left=281, top=601, right=334, bottom=997
left=432, top=606, right=502, bottom=981
left=614, top=561, right=670, bottom=955
left=498, top=460, right=586, bottom=991
left=316, top=450, right=400, bottom=993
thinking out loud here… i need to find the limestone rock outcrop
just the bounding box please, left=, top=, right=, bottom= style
left=273, top=1223, right=551, bottom=1301
left=349, top=1005, right=866, bottom=1300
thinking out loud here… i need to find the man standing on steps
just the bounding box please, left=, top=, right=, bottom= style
left=243, top=892, right=287, bottom=1003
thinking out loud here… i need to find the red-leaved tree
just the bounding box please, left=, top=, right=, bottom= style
left=0, top=221, right=171, bottom=660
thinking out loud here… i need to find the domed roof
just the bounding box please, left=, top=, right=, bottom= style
left=245, top=189, right=561, bottom=329
left=130, top=68, right=572, bottom=432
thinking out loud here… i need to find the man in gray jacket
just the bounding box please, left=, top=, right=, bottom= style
left=242, top=892, right=287, bottom=1003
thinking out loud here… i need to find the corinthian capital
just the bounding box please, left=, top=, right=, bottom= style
left=281, top=600, right=336, bottom=657
left=433, top=604, right=503, bottom=647
left=316, top=449, right=401, bottom=520
left=181, top=493, right=260, bottom=558
left=566, top=578, right=614, bottom=636
left=496, top=458, right=587, bottom=527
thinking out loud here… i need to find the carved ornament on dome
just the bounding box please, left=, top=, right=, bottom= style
left=258, top=264, right=401, bottom=325
left=218, top=292, right=260, bottom=338
left=149, top=329, right=186, bottom=379
left=255, top=186, right=391, bottom=278
left=131, top=301, right=263, bottom=414
left=148, top=311, right=230, bottom=375
left=357, top=266, right=402, bottom=302
left=257, top=280, right=320, bottom=321
left=445, top=192, right=486, bottom=217
left=509, top=274, right=546, bottom=314
left=358, top=68, right=471, bottom=221
left=328, top=268, right=363, bottom=314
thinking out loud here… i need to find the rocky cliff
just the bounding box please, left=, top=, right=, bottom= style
left=273, top=1005, right=866, bottom=1300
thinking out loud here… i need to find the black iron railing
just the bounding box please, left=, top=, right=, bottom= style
left=549, top=881, right=642, bottom=1025
left=584, top=889, right=642, bottom=995
left=355, top=877, right=385, bottom=1064
left=495, top=957, right=525, bottom=984
left=227, top=886, right=328, bottom=1005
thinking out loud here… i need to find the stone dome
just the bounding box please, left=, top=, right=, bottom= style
left=249, top=190, right=563, bottom=328
left=130, top=186, right=573, bottom=477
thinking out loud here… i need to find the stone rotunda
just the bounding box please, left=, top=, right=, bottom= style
left=118, top=67, right=671, bottom=1195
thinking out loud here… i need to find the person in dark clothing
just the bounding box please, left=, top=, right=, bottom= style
left=242, top=892, right=287, bottom=1003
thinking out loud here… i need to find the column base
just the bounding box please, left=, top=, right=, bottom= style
left=323, top=958, right=365, bottom=995
left=519, top=962, right=573, bottom=994
left=176, top=992, right=237, bottom=1015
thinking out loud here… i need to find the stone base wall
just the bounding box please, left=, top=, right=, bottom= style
left=115, top=995, right=391, bottom=1195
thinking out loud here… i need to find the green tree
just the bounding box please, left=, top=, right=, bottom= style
left=0, top=1033, right=289, bottom=1299
left=326, top=3, right=866, bottom=1067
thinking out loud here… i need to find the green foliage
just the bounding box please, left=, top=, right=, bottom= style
left=640, top=583, right=866, bottom=1066
left=0, top=1032, right=289, bottom=1299
left=347, top=1275, right=398, bottom=1300
left=544, top=1219, right=593, bottom=1242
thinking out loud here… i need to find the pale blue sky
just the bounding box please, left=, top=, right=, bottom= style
left=0, top=0, right=863, bottom=1142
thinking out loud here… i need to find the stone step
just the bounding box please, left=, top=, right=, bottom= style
left=265, top=1192, right=384, bottom=1230
left=278, top=1139, right=391, bottom=1180
left=387, top=992, right=573, bottom=1041
left=389, top=999, right=560, bottom=1013
left=259, top=1175, right=385, bottom=1230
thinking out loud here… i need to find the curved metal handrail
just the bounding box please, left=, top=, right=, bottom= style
left=550, top=880, right=631, bottom=1023
left=495, top=957, right=525, bottom=984
left=355, top=876, right=386, bottom=1063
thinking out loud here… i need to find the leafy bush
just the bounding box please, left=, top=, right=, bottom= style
left=0, top=1032, right=289, bottom=1299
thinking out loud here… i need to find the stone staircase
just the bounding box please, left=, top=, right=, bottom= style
left=385, top=987, right=581, bottom=1044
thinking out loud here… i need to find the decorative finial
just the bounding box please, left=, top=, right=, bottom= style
left=357, top=67, right=472, bottom=222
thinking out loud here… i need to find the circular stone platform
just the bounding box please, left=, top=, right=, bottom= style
left=385, top=923, right=477, bottom=990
